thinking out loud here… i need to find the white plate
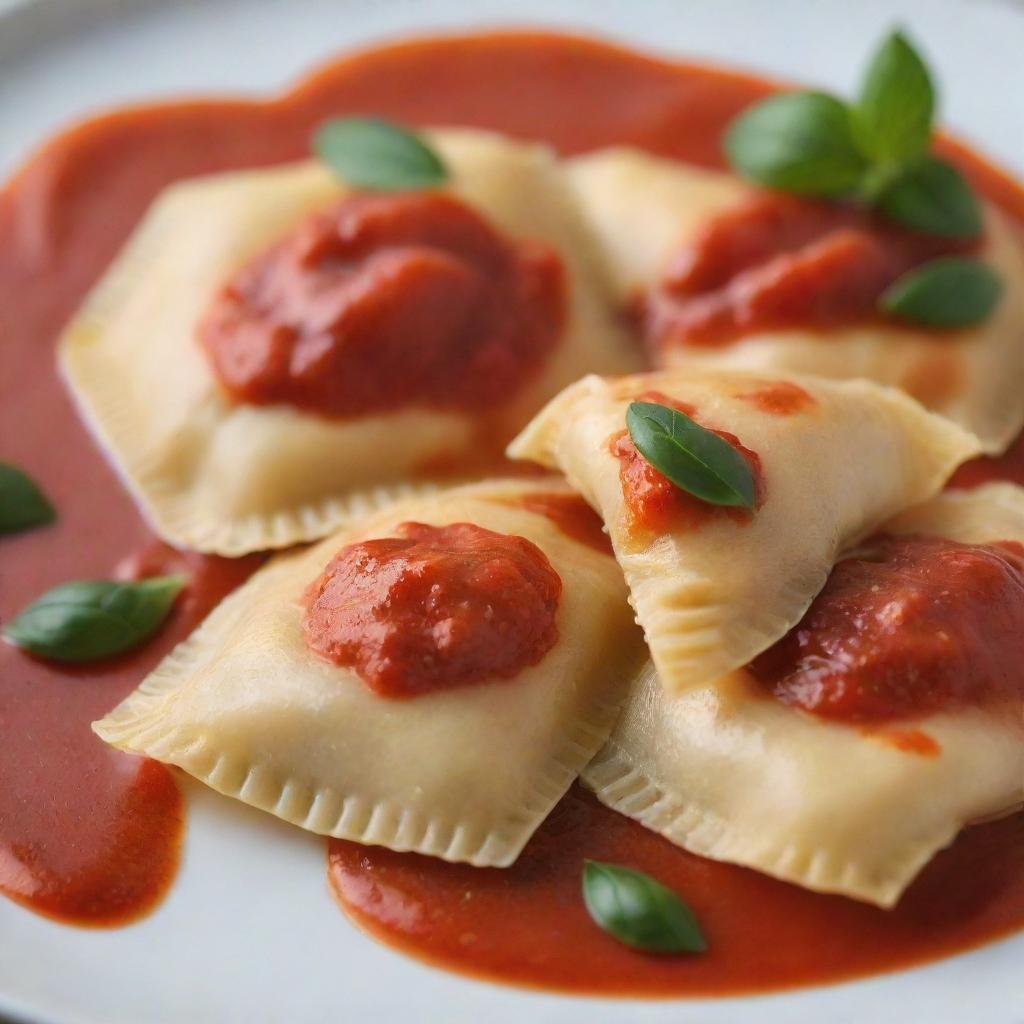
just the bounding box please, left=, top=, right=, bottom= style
left=1, top=1, right=1023, bottom=1022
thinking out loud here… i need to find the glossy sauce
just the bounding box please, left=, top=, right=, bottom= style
left=750, top=535, right=1024, bottom=722
left=200, top=192, right=565, bottom=416
left=2, top=27, right=1023, bottom=987
left=329, top=784, right=1024, bottom=996
left=302, top=521, right=561, bottom=697
left=646, top=193, right=974, bottom=351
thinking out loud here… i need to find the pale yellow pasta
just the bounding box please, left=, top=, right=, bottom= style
left=61, top=130, right=639, bottom=555
left=94, top=479, right=646, bottom=867
left=569, top=147, right=1024, bottom=452
left=508, top=368, right=979, bottom=693
left=584, top=483, right=1024, bottom=907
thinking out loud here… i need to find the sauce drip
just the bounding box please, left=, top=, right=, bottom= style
left=200, top=192, right=565, bottom=417
left=329, top=784, right=1024, bottom=996
left=302, top=522, right=561, bottom=697
left=646, top=193, right=973, bottom=350
left=750, top=535, right=1024, bottom=722
left=3, top=25, right=1024, bottom=987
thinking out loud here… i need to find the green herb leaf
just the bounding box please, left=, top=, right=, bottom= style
left=855, top=30, right=935, bottom=165
left=725, top=92, right=866, bottom=198
left=876, top=156, right=982, bottom=238
left=626, top=401, right=756, bottom=510
left=3, top=576, right=185, bottom=662
left=313, top=117, right=447, bottom=191
left=582, top=860, right=706, bottom=954
left=880, top=256, right=1003, bottom=327
left=0, top=462, right=55, bottom=535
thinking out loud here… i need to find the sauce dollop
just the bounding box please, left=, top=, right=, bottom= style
left=750, top=534, right=1024, bottom=722
left=610, top=390, right=763, bottom=542
left=302, top=521, right=561, bottom=697
left=200, top=192, right=565, bottom=416
left=645, top=193, right=975, bottom=351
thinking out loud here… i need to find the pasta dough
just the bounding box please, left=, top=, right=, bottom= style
left=508, top=368, right=979, bottom=692
left=93, top=479, right=646, bottom=866
left=61, top=130, right=639, bottom=555
left=583, top=482, right=1024, bottom=907
left=569, top=147, right=1024, bottom=452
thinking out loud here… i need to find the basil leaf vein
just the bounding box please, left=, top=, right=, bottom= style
left=855, top=29, right=935, bottom=165
left=582, top=860, right=706, bottom=954
left=626, top=401, right=756, bottom=510
left=3, top=576, right=185, bottom=662
left=313, top=117, right=447, bottom=191
left=880, top=256, right=1003, bottom=327
left=724, top=91, right=866, bottom=198
left=876, top=156, right=982, bottom=238
left=0, top=462, right=55, bottom=535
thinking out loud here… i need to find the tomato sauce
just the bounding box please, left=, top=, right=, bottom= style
left=329, top=784, right=1024, bottom=996
left=610, top=390, right=763, bottom=542
left=302, top=522, right=560, bottom=697
left=734, top=378, right=817, bottom=415
left=949, top=430, right=1024, bottom=490
left=750, top=535, right=1024, bottom=722
left=3, top=27, right=1024, bottom=988
left=200, top=193, right=565, bottom=416
left=645, top=193, right=974, bottom=351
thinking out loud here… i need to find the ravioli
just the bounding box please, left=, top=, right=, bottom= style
left=583, top=482, right=1024, bottom=907
left=569, top=147, right=1024, bottom=452
left=93, top=479, right=646, bottom=866
left=507, top=369, right=979, bottom=693
left=60, top=130, right=638, bottom=555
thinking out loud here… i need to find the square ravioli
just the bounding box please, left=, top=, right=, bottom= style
left=508, top=369, right=979, bottom=693
left=93, top=479, right=646, bottom=866
left=60, top=129, right=639, bottom=555
left=569, top=147, right=1024, bottom=452
left=584, top=482, right=1024, bottom=907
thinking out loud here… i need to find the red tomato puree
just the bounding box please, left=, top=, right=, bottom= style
left=3, top=28, right=1024, bottom=991
left=200, top=193, right=565, bottom=416
left=751, top=535, right=1024, bottom=722
left=302, top=522, right=560, bottom=697
left=497, top=490, right=613, bottom=556
left=646, top=193, right=975, bottom=351
left=610, top=390, right=764, bottom=541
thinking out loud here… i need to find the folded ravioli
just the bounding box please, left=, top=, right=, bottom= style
left=569, top=147, right=1024, bottom=452
left=508, top=369, right=979, bottom=692
left=93, top=479, right=646, bottom=866
left=584, top=482, right=1024, bottom=907
left=61, top=129, right=639, bottom=555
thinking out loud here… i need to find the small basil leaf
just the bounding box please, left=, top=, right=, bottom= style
left=626, top=401, right=756, bottom=510
left=725, top=92, right=866, bottom=198
left=582, top=860, right=706, bottom=954
left=313, top=117, right=447, bottom=191
left=880, top=257, right=1003, bottom=327
left=3, top=576, right=185, bottom=662
left=855, top=29, right=935, bottom=165
left=876, top=156, right=983, bottom=238
left=0, top=462, right=55, bottom=535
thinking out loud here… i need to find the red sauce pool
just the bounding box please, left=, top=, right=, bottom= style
left=329, top=784, right=1024, bottom=996
left=2, top=27, right=1023, bottom=987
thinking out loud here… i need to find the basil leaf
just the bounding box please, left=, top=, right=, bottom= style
left=313, top=117, right=447, bottom=191
left=3, top=576, right=185, bottom=662
left=626, top=401, right=756, bottom=510
left=0, top=462, right=55, bottom=535
left=880, top=257, right=1003, bottom=327
left=877, top=156, right=982, bottom=238
left=856, top=30, right=935, bottom=165
left=725, top=92, right=866, bottom=198
left=582, top=860, right=706, bottom=954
